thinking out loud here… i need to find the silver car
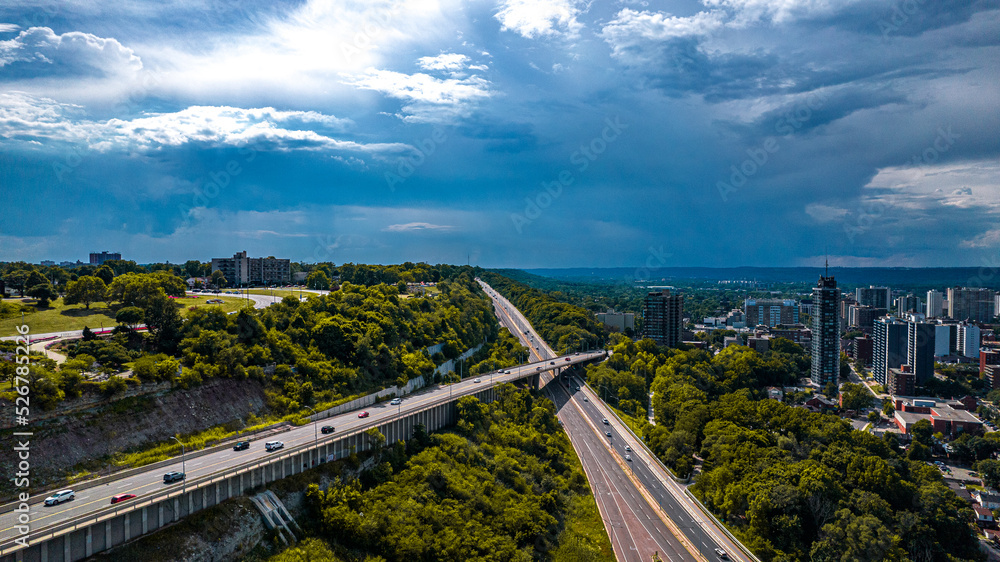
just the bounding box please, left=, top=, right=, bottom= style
left=44, top=490, right=75, bottom=506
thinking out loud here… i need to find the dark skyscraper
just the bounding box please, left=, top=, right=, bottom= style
left=873, top=316, right=908, bottom=386
left=811, top=274, right=841, bottom=386
left=644, top=290, right=683, bottom=348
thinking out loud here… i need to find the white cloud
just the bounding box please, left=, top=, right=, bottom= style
left=383, top=222, right=455, bottom=232
left=494, top=0, right=584, bottom=39
left=600, top=9, right=725, bottom=62
left=863, top=159, right=1000, bottom=211
left=0, top=24, right=19, bottom=33
left=804, top=203, right=848, bottom=222
left=417, top=53, right=470, bottom=71
left=0, top=27, right=141, bottom=77
left=343, top=68, right=491, bottom=123
left=701, top=0, right=861, bottom=25
left=0, top=92, right=411, bottom=156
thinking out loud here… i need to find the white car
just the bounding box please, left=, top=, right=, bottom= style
left=264, top=441, right=284, bottom=452
left=625, top=454, right=632, bottom=462
left=503, top=370, right=511, bottom=374
left=390, top=398, right=401, bottom=405
left=473, top=378, right=482, bottom=383
left=44, top=490, right=75, bottom=506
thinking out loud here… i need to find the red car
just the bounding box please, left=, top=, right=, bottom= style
left=110, top=493, right=136, bottom=504
left=358, top=411, right=370, bottom=418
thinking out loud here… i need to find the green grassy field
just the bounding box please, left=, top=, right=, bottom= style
left=245, top=288, right=308, bottom=299
left=0, top=295, right=252, bottom=337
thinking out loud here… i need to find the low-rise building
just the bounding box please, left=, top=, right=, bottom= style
left=596, top=309, right=635, bottom=332
left=892, top=397, right=984, bottom=438
left=975, top=490, right=1000, bottom=510
left=974, top=505, right=994, bottom=526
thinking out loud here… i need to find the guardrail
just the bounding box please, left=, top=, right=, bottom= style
left=0, top=422, right=294, bottom=516
left=0, top=362, right=568, bottom=556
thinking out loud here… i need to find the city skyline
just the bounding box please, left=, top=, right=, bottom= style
left=0, top=1, right=998, bottom=267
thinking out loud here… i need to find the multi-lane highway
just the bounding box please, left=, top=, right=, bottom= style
left=0, top=349, right=602, bottom=548
left=479, top=279, right=752, bottom=562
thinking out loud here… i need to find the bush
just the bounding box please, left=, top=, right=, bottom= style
left=100, top=376, right=129, bottom=397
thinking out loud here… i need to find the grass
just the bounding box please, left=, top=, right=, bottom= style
left=553, top=493, right=617, bottom=562
left=0, top=295, right=253, bottom=337
left=245, top=288, right=309, bottom=299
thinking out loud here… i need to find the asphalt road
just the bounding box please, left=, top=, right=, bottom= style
left=479, top=278, right=750, bottom=562
left=0, top=350, right=602, bottom=548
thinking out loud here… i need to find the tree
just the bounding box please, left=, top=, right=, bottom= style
left=108, top=272, right=185, bottom=307
left=63, top=276, right=108, bottom=309
left=976, top=459, right=1000, bottom=490
left=94, top=265, right=115, bottom=285
left=823, top=381, right=839, bottom=399
left=25, top=269, right=47, bottom=290
left=3, top=269, right=30, bottom=296
left=143, top=293, right=182, bottom=352
left=211, top=270, right=227, bottom=288
left=868, top=411, right=880, bottom=424
left=882, top=399, right=895, bottom=417
left=27, top=282, right=56, bottom=307
left=840, top=382, right=874, bottom=412
left=911, top=419, right=933, bottom=446
left=183, top=260, right=203, bottom=278
left=115, top=306, right=144, bottom=331
left=307, top=270, right=331, bottom=290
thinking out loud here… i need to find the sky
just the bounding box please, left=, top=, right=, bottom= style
left=0, top=0, right=998, bottom=269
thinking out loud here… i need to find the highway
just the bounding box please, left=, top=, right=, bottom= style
left=479, top=279, right=752, bottom=562
left=0, top=350, right=602, bottom=548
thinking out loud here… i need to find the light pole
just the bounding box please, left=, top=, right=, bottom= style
left=305, top=406, right=319, bottom=467
left=171, top=436, right=186, bottom=495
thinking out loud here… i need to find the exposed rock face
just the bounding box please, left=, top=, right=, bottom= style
left=0, top=379, right=270, bottom=495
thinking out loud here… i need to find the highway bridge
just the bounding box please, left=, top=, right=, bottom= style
left=0, top=347, right=603, bottom=561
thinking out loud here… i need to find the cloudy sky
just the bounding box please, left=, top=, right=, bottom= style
left=0, top=0, right=997, bottom=268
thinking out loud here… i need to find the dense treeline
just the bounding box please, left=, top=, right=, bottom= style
left=298, top=385, right=612, bottom=562
left=2, top=267, right=500, bottom=413
left=479, top=272, right=604, bottom=354
left=589, top=337, right=982, bottom=561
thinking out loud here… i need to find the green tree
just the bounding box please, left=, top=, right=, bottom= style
left=27, top=282, right=56, bottom=307
left=182, top=260, right=202, bottom=278
left=823, top=381, right=839, bottom=400
left=3, top=268, right=31, bottom=296
left=94, top=265, right=115, bottom=285
left=143, top=293, right=182, bottom=352
left=911, top=419, right=933, bottom=446
left=115, top=306, right=144, bottom=330
left=211, top=269, right=227, bottom=288
left=882, top=399, right=895, bottom=417
left=840, top=382, right=874, bottom=412
left=307, top=270, right=331, bottom=290
left=976, top=459, right=1000, bottom=490
left=63, top=276, right=108, bottom=309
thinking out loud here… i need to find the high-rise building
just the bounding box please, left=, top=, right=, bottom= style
left=643, top=290, right=683, bottom=347
left=856, top=286, right=892, bottom=310
left=907, top=320, right=935, bottom=385
left=981, top=349, right=1000, bottom=376
left=210, top=251, right=291, bottom=286
left=926, top=290, right=944, bottom=319
left=744, top=298, right=799, bottom=327
left=948, top=287, right=996, bottom=322
left=849, top=305, right=887, bottom=329
left=873, top=317, right=908, bottom=386
left=89, top=251, right=121, bottom=265
left=895, top=294, right=921, bottom=316
left=811, top=275, right=841, bottom=386
left=957, top=323, right=981, bottom=358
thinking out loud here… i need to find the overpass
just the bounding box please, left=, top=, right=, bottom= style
left=479, top=279, right=758, bottom=562
left=0, top=350, right=604, bottom=561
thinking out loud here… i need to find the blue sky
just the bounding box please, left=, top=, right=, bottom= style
left=0, top=0, right=998, bottom=268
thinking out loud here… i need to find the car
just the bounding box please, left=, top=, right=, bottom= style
left=549, top=361, right=555, bottom=365
left=163, top=471, right=185, bottom=483
left=321, top=425, right=335, bottom=434
left=503, top=370, right=511, bottom=374
left=265, top=440, right=284, bottom=451
left=602, top=418, right=609, bottom=425
left=44, top=490, right=75, bottom=506
left=625, top=454, right=632, bottom=462
left=536, top=366, right=542, bottom=371
left=583, top=396, right=588, bottom=402
left=233, top=441, right=250, bottom=451
left=473, top=378, right=482, bottom=383
left=625, top=445, right=632, bottom=452
left=971, top=471, right=980, bottom=477
left=715, top=548, right=730, bottom=560
left=565, top=357, right=571, bottom=362
left=390, top=398, right=401, bottom=405
left=111, top=493, right=137, bottom=505
left=605, top=431, right=612, bottom=437
left=358, top=411, right=370, bottom=418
